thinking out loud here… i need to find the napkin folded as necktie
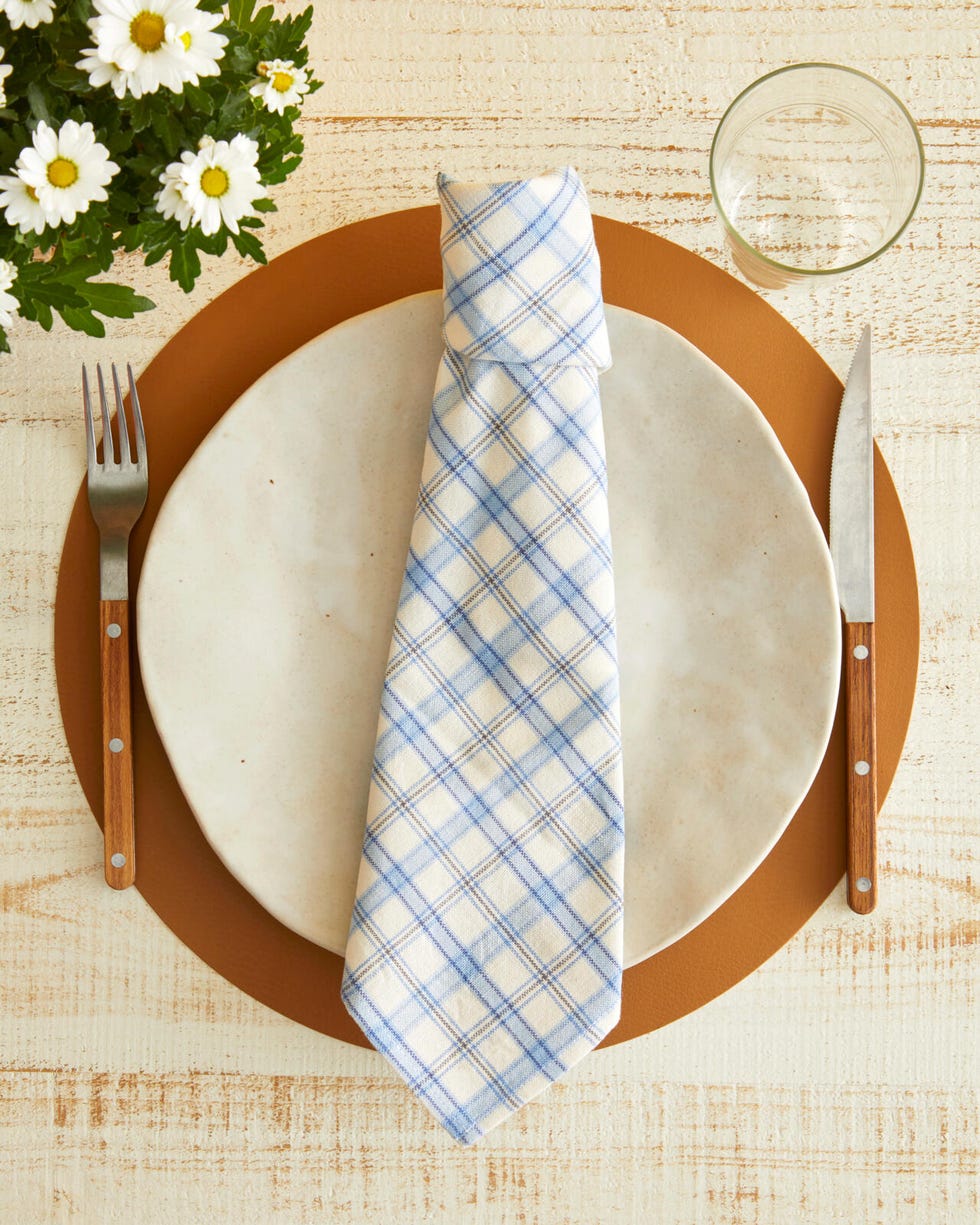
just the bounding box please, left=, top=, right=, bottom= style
left=342, top=167, right=625, bottom=1144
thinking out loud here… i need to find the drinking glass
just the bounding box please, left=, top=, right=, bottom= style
left=709, top=64, right=925, bottom=289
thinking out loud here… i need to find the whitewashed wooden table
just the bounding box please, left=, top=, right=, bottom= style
left=2, top=3, right=977, bottom=1222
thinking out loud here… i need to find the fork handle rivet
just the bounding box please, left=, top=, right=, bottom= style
left=106, top=623, right=122, bottom=638
left=108, top=737, right=124, bottom=754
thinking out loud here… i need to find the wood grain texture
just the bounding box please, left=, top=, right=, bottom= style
left=844, top=622, right=878, bottom=914
left=1, top=0, right=977, bottom=1221
left=99, top=600, right=135, bottom=890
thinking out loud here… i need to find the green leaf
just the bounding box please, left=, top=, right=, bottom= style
left=60, top=306, right=106, bottom=337
left=262, top=6, right=316, bottom=59
left=139, top=234, right=177, bottom=263
left=48, top=67, right=86, bottom=91
left=76, top=281, right=155, bottom=319
left=262, top=155, right=301, bottom=185
left=252, top=4, right=275, bottom=36
left=125, top=96, right=155, bottom=133
left=17, top=274, right=84, bottom=309
left=21, top=297, right=54, bottom=331
left=142, top=245, right=170, bottom=268
left=168, top=242, right=203, bottom=292
left=56, top=216, right=117, bottom=271
left=183, top=83, right=215, bottom=116
left=232, top=229, right=267, bottom=263
left=218, top=89, right=250, bottom=126
left=36, top=258, right=100, bottom=289
left=150, top=107, right=182, bottom=157
left=25, top=81, right=54, bottom=125
left=184, top=229, right=221, bottom=258
left=107, top=190, right=140, bottom=216
left=118, top=225, right=147, bottom=252
left=229, top=0, right=257, bottom=26
left=104, top=128, right=137, bottom=157
left=290, top=6, right=316, bottom=43
left=252, top=197, right=277, bottom=213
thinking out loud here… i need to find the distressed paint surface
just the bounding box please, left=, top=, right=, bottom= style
left=1, top=1, right=977, bottom=1221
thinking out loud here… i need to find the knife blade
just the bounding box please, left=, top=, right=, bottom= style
left=829, top=325, right=877, bottom=914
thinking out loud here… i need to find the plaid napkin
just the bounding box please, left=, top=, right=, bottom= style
left=342, top=167, right=624, bottom=1144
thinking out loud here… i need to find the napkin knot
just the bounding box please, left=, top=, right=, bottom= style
left=438, top=166, right=611, bottom=371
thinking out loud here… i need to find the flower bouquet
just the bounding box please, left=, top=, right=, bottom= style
left=0, top=0, right=319, bottom=352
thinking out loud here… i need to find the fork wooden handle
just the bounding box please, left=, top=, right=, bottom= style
left=844, top=621, right=877, bottom=914
left=100, top=599, right=135, bottom=889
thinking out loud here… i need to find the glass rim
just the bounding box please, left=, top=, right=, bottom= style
left=708, top=62, right=926, bottom=279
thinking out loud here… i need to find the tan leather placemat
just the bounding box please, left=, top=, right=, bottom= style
left=54, top=209, right=918, bottom=1048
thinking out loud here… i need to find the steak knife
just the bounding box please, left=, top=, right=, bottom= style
left=829, top=325, right=877, bottom=914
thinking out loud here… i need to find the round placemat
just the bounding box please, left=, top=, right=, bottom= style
left=55, top=208, right=919, bottom=1048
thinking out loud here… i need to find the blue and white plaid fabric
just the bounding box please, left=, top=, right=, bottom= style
left=342, top=167, right=624, bottom=1145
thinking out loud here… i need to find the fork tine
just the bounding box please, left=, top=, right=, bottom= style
left=82, top=365, right=98, bottom=470
left=96, top=364, right=114, bottom=465
left=111, top=364, right=132, bottom=466
left=126, top=364, right=146, bottom=469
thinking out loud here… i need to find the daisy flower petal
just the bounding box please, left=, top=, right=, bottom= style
left=0, top=47, right=12, bottom=107
left=155, top=160, right=195, bottom=229
left=0, top=174, right=49, bottom=235
left=0, top=258, right=18, bottom=329
left=0, top=0, right=56, bottom=30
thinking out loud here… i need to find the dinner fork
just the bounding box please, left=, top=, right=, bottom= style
left=83, top=364, right=148, bottom=890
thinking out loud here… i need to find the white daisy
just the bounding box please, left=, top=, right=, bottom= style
left=249, top=59, right=311, bottom=115
left=0, top=47, right=12, bottom=108
left=158, top=134, right=263, bottom=236
left=0, top=0, right=55, bottom=30
left=5, top=120, right=119, bottom=229
left=77, top=0, right=226, bottom=99
left=0, top=258, right=18, bottom=330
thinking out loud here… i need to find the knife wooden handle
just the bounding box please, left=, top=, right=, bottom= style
left=844, top=621, right=877, bottom=913
left=100, top=600, right=135, bottom=889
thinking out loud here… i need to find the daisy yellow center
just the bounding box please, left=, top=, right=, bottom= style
left=47, top=158, right=79, bottom=189
left=200, top=167, right=229, bottom=198
left=272, top=72, right=294, bottom=92
left=26, top=185, right=38, bottom=202
left=130, top=11, right=166, bottom=52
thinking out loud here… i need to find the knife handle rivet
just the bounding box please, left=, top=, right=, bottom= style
left=855, top=759, right=871, bottom=776
left=110, top=852, right=127, bottom=869
left=853, top=644, right=869, bottom=660
left=108, top=737, right=124, bottom=754
left=106, top=622, right=122, bottom=639
left=856, top=876, right=872, bottom=893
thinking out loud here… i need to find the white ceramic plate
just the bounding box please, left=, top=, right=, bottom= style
left=137, top=292, right=841, bottom=967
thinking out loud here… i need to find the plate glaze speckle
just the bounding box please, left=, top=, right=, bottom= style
left=136, top=292, right=841, bottom=967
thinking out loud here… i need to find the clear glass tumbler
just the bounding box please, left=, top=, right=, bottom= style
left=709, top=63, right=925, bottom=289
